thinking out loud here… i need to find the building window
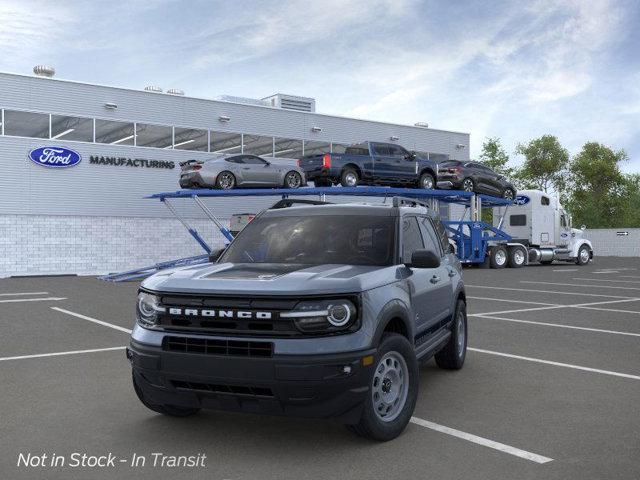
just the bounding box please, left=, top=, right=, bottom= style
left=95, top=119, right=135, bottom=145
left=331, top=143, right=349, bottom=154
left=303, top=140, right=330, bottom=156
left=3, top=110, right=50, bottom=139
left=273, top=137, right=303, bottom=159
left=210, top=131, right=242, bottom=154
left=135, top=123, right=173, bottom=148
left=243, top=134, right=274, bottom=156
left=173, top=127, right=208, bottom=151
left=50, top=114, right=94, bottom=142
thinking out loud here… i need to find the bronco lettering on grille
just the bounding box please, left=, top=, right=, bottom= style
left=168, top=308, right=272, bottom=320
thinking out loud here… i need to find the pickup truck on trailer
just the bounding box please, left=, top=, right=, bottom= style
left=298, top=142, right=439, bottom=190
left=128, top=198, right=466, bottom=441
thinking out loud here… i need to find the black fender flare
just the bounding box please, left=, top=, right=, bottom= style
left=371, top=299, right=414, bottom=347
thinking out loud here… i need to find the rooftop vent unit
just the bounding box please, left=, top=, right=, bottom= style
left=414, top=122, right=429, bottom=128
left=33, top=65, right=55, bottom=78
left=262, top=93, right=316, bottom=113
left=167, top=88, right=185, bottom=96
left=144, top=85, right=163, bottom=93
left=217, top=95, right=270, bottom=107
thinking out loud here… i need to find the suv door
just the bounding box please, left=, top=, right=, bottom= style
left=401, top=216, right=450, bottom=337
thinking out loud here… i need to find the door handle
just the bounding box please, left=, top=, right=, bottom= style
left=242, top=167, right=250, bottom=170
left=430, top=275, right=441, bottom=284
left=447, top=268, right=456, bottom=277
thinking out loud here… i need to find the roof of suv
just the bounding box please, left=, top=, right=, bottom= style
left=262, top=202, right=432, bottom=218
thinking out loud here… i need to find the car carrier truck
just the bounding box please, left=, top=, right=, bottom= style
left=490, top=189, right=593, bottom=267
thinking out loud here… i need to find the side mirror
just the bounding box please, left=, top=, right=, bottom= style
left=407, top=249, right=441, bottom=269
left=581, top=225, right=586, bottom=231
left=208, top=248, right=225, bottom=263
left=404, top=152, right=416, bottom=160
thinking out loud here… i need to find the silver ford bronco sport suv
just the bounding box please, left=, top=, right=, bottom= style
left=128, top=197, right=467, bottom=441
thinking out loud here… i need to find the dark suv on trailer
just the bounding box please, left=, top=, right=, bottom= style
left=437, top=160, right=516, bottom=199
left=128, top=198, right=467, bottom=441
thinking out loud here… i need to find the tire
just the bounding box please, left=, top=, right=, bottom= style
left=461, top=178, right=475, bottom=192
left=507, top=246, right=526, bottom=268
left=314, top=178, right=332, bottom=187
left=489, top=245, right=507, bottom=269
left=418, top=172, right=435, bottom=190
left=502, top=188, right=516, bottom=200
left=347, top=333, right=418, bottom=441
left=435, top=299, right=467, bottom=370
left=340, top=168, right=359, bottom=187
left=132, top=373, right=200, bottom=417
left=215, top=171, right=236, bottom=190
left=284, top=171, right=302, bottom=189
left=576, top=245, right=591, bottom=265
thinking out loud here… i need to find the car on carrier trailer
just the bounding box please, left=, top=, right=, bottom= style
left=128, top=197, right=466, bottom=441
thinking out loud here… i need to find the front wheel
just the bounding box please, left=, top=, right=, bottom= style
left=435, top=299, right=467, bottom=370
left=418, top=172, right=435, bottom=190
left=284, top=171, right=303, bottom=189
left=347, top=333, right=418, bottom=441
left=576, top=245, right=591, bottom=265
left=502, top=188, right=516, bottom=200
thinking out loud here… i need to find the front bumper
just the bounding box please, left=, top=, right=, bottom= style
left=128, top=339, right=376, bottom=423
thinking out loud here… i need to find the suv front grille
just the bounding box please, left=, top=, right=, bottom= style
left=163, top=336, right=273, bottom=357
left=171, top=380, right=274, bottom=397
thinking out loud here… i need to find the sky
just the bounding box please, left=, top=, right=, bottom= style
left=1, top=0, right=639, bottom=171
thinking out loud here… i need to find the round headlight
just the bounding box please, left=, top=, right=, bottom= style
left=327, top=303, right=351, bottom=327
left=136, top=292, right=163, bottom=328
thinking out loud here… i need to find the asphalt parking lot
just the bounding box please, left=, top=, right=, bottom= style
left=1, top=257, right=639, bottom=480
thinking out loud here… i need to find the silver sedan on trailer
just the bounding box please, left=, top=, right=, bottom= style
left=179, top=154, right=307, bottom=190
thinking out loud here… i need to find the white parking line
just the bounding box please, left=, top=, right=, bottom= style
left=471, top=298, right=640, bottom=317
left=0, top=346, right=125, bottom=362
left=0, top=297, right=66, bottom=304
left=51, top=307, right=132, bottom=334
left=521, top=281, right=640, bottom=291
left=471, top=314, right=640, bottom=338
left=553, top=269, right=578, bottom=272
left=467, top=296, right=558, bottom=307
left=573, top=278, right=640, bottom=284
left=471, top=305, right=565, bottom=316
left=469, top=347, right=640, bottom=381
left=0, top=292, right=49, bottom=296
left=466, top=285, right=636, bottom=299
left=410, top=417, right=553, bottom=464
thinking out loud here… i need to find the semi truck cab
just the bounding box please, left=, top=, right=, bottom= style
left=495, top=189, right=593, bottom=265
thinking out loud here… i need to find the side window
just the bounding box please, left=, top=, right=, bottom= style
left=541, top=196, right=550, bottom=206
left=373, top=144, right=390, bottom=156
left=418, top=217, right=441, bottom=255
left=402, top=217, right=424, bottom=264
left=243, top=155, right=267, bottom=165
left=510, top=214, right=527, bottom=226
left=560, top=215, right=567, bottom=228
left=226, top=156, right=244, bottom=164
left=387, top=145, right=405, bottom=157
left=432, top=219, right=451, bottom=253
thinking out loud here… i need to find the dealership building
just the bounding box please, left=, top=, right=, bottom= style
left=0, top=68, right=471, bottom=277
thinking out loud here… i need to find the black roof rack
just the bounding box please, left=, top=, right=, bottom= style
left=392, top=196, right=430, bottom=209
left=270, top=198, right=333, bottom=209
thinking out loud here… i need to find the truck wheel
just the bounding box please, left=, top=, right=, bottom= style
left=340, top=168, right=359, bottom=187
left=347, top=333, right=418, bottom=441
left=435, top=299, right=467, bottom=370
left=215, top=171, right=236, bottom=190
left=507, top=246, right=526, bottom=268
left=489, top=245, right=507, bottom=268
left=132, top=373, right=200, bottom=417
left=418, top=172, right=435, bottom=190
left=576, top=245, right=591, bottom=265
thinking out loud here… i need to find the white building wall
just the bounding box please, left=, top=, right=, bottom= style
left=583, top=229, right=640, bottom=257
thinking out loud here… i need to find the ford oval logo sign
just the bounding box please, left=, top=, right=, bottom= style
left=28, top=146, right=82, bottom=168
left=514, top=195, right=530, bottom=206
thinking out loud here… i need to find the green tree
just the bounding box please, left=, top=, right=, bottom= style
left=619, top=174, right=640, bottom=227
left=515, top=135, right=569, bottom=193
left=479, top=137, right=515, bottom=177
left=566, top=142, right=628, bottom=228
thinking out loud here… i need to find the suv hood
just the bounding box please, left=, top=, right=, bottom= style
left=141, top=262, right=400, bottom=295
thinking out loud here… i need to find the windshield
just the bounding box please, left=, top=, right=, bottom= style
left=219, top=215, right=396, bottom=266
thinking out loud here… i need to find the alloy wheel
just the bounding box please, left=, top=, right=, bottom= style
left=286, top=172, right=301, bottom=188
